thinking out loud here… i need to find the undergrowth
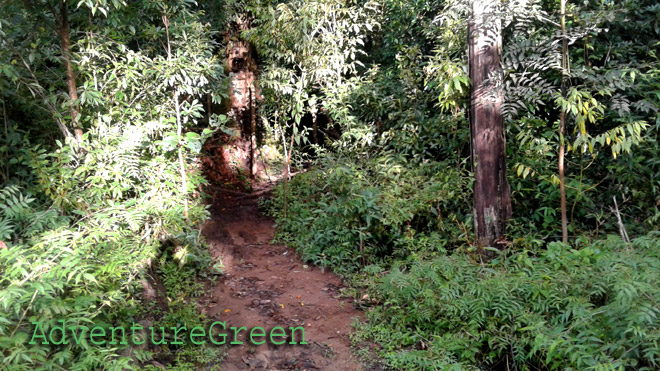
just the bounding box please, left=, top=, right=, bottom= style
left=266, top=148, right=660, bottom=370
left=1, top=0, right=229, bottom=368
left=0, top=133, right=219, bottom=370
left=267, top=151, right=472, bottom=276
left=355, top=234, right=660, bottom=370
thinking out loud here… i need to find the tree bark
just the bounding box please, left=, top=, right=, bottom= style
left=559, top=0, right=569, bottom=244
left=468, top=0, right=511, bottom=248
left=57, top=0, right=83, bottom=145
left=249, top=86, right=257, bottom=178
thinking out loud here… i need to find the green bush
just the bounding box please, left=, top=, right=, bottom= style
left=0, top=133, right=211, bottom=369
left=354, top=234, right=660, bottom=370
left=0, top=0, right=223, bottom=367
left=269, top=151, right=471, bottom=275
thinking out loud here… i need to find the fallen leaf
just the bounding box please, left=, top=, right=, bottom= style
left=224, top=309, right=231, bottom=313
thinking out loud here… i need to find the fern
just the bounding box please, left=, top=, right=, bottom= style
left=355, top=234, right=660, bottom=370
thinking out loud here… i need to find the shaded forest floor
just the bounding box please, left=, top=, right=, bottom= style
left=198, top=183, right=365, bottom=370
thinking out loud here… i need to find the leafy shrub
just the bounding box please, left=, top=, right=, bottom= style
left=354, top=234, right=660, bottom=370
left=268, top=151, right=471, bottom=275
left=0, top=133, right=211, bottom=369
left=0, top=0, right=223, bottom=367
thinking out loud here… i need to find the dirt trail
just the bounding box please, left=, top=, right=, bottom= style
left=199, top=185, right=365, bottom=370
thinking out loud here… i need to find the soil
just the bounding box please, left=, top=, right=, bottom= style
left=198, top=183, right=366, bottom=371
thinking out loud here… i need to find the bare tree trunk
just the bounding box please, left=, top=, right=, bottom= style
left=558, top=130, right=568, bottom=243
left=559, top=0, right=569, bottom=244
left=57, top=1, right=83, bottom=145
left=468, top=0, right=511, bottom=249
left=249, top=86, right=257, bottom=178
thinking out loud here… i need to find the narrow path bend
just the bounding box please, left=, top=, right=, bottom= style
left=199, top=185, right=364, bottom=370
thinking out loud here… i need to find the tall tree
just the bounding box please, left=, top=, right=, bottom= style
left=2, top=0, right=83, bottom=143
left=468, top=0, right=511, bottom=248
left=54, top=0, right=83, bottom=145
left=558, top=0, right=569, bottom=244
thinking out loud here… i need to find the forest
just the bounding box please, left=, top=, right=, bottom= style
left=1, top=0, right=659, bottom=369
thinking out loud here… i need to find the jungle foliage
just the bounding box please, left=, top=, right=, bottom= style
left=1, top=0, right=227, bottom=368
left=254, top=0, right=660, bottom=369
left=1, top=0, right=660, bottom=369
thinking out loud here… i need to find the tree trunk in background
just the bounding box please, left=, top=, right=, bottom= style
left=249, top=86, right=257, bottom=177
left=202, top=18, right=263, bottom=188
left=468, top=0, right=511, bottom=249
left=228, top=17, right=260, bottom=179
left=312, top=113, right=318, bottom=144
left=57, top=1, right=83, bottom=145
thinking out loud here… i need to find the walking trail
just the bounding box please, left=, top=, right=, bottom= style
left=198, top=184, right=365, bottom=370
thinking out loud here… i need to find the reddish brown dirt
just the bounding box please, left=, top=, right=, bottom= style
left=199, top=185, right=365, bottom=370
